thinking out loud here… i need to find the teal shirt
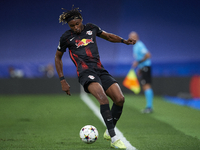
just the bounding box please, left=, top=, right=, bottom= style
left=133, top=40, right=151, bottom=69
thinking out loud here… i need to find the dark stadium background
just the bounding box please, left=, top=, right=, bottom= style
left=0, top=0, right=200, bottom=97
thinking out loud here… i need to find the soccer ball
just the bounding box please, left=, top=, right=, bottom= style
left=79, top=125, right=98, bottom=144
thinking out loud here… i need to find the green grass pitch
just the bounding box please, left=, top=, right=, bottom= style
left=0, top=94, right=200, bottom=150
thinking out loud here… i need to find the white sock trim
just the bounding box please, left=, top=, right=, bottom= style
left=111, top=135, right=119, bottom=143
left=106, top=129, right=110, bottom=135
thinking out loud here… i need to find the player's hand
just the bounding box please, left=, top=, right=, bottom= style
left=124, top=38, right=136, bottom=45
left=60, top=80, right=71, bottom=96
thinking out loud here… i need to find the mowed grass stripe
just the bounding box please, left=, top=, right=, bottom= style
left=1, top=94, right=200, bottom=150
left=121, top=94, right=200, bottom=150
left=88, top=94, right=200, bottom=150
left=0, top=94, right=114, bottom=150
left=124, top=95, right=200, bottom=140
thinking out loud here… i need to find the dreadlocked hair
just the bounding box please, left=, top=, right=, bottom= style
left=59, top=5, right=82, bottom=25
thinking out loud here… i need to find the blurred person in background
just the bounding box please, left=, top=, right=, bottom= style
left=8, top=66, right=24, bottom=78
left=129, top=31, right=154, bottom=113
left=39, top=63, right=55, bottom=78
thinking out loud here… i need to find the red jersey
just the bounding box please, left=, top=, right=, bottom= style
left=57, top=23, right=104, bottom=76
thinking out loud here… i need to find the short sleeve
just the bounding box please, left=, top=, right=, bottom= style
left=88, top=23, right=102, bottom=36
left=138, top=41, right=148, bottom=54
left=57, top=36, right=68, bottom=52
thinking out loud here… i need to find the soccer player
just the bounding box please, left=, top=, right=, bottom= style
left=129, top=31, right=154, bottom=113
left=55, top=6, right=136, bottom=149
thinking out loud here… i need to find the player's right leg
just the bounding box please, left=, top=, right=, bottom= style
left=105, top=83, right=126, bottom=149
left=87, top=83, right=116, bottom=138
left=106, top=83, right=125, bottom=127
left=87, top=82, right=126, bottom=149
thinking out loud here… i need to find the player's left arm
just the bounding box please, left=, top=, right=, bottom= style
left=99, top=31, right=136, bottom=45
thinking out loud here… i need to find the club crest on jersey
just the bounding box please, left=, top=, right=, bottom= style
left=88, top=75, right=95, bottom=80
left=86, top=30, right=93, bottom=35
left=75, top=38, right=94, bottom=48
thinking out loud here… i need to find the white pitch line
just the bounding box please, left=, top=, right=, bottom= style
left=80, top=87, right=137, bottom=150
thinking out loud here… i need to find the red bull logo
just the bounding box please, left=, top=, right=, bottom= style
left=76, top=38, right=94, bottom=48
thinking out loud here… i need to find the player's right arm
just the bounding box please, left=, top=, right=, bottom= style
left=55, top=50, right=71, bottom=96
